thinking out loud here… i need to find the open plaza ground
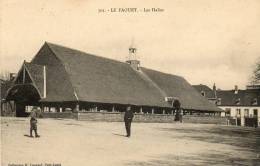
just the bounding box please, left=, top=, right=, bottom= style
left=1, top=117, right=260, bottom=166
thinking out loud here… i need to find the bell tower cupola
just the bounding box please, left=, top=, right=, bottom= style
left=126, top=40, right=140, bottom=70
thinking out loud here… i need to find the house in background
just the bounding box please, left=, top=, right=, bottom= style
left=0, top=74, right=16, bottom=116
left=217, top=85, right=260, bottom=127
left=193, top=84, right=260, bottom=127
left=192, top=84, right=218, bottom=105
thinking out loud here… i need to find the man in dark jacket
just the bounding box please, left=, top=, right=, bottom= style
left=124, top=105, right=134, bottom=137
left=30, top=108, right=40, bottom=138
left=173, top=99, right=181, bottom=121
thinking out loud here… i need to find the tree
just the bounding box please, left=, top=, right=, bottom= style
left=0, top=70, right=10, bottom=81
left=251, top=58, right=260, bottom=85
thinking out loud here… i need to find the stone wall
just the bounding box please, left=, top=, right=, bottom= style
left=40, top=112, right=227, bottom=125
left=1, top=101, right=16, bottom=117
left=77, top=112, right=124, bottom=122
left=183, top=115, right=227, bottom=125
left=41, top=112, right=76, bottom=119
left=76, top=112, right=177, bottom=123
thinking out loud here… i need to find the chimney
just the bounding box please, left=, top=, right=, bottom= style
left=126, top=45, right=140, bottom=70
left=234, top=85, right=238, bottom=94
left=213, top=83, right=217, bottom=98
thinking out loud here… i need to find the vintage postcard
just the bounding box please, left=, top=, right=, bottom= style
left=1, top=0, right=260, bottom=166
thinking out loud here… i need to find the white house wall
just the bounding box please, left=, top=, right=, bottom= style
left=219, top=106, right=260, bottom=127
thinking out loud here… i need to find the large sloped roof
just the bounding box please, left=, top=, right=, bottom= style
left=47, top=42, right=167, bottom=107
left=192, top=84, right=216, bottom=99
left=41, top=64, right=77, bottom=102
left=24, top=42, right=221, bottom=111
left=141, top=68, right=221, bottom=111
left=24, top=62, right=44, bottom=97
left=217, top=89, right=260, bottom=106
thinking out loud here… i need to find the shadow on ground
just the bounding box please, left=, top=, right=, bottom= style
left=127, top=125, right=260, bottom=166
left=127, top=153, right=260, bottom=166
left=65, top=123, right=82, bottom=126
left=160, top=125, right=260, bottom=153
left=112, top=133, right=126, bottom=137
left=24, top=134, right=32, bottom=138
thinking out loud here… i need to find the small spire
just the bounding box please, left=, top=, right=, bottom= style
left=126, top=38, right=140, bottom=70
left=213, top=83, right=216, bottom=90
left=213, top=83, right=217, bottom=98
left=127, top=38, right=138, bottom=61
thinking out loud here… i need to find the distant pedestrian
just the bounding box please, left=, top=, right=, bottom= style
left=173, top=99, right=181, bottom=121
left=124, top=105, right=134, bottom=137
left=29, top=107, right=40, bottom=138
left=180, top=109, right=183, bottom=123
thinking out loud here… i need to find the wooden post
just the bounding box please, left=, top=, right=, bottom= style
left=22, top=65, right=25, bottom=84
left=112, top=105, right=115, bottom=112
left=162, top=109, right=165, bottom=114
left=43, top=65, right=46, bottom=98
left=75, top=103, right=80, bottom=112
left=40, top=105, right=44, bottom=113
left=140, top=107, right=143, bottom=114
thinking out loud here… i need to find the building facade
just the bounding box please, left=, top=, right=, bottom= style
left=193, top=84, right=260, bottom=127
left=0, top=74, right=16, bottom=116
left=5, top=42, right=221, bottom=121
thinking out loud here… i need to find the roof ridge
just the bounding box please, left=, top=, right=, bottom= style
left=45, top=42, right=128, bottom=66
left=140, top=67, right=184, bottom=80
left=45, top=42, right=186, bottom=81
left=25, top=62, right=44, bottom=67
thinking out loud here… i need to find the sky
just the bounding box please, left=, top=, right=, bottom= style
left=0, top=0, right=260, bottom=90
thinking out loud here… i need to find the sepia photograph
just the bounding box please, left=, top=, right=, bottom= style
left=1, top=0, right=260, bottom=165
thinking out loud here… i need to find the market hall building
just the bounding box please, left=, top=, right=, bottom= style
left=5, top=42, right=222, bottom=122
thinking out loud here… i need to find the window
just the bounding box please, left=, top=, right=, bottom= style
left=244, top=109, right=249, bottom=117
left=236, top=109, right=241, bottom=116
left=253, top=109, right=258, bottom=116
left=225, top=108, right=231, bottom=116
left=50, top=107, right=56, bottom=113
left=235, top=98, right=241, bottom=105
left=217, top=98, right=221, bottom=105
left=252, top=98, right=258, bottom=105
left=25, top=106, right=34, bottom=112
left=201, top=91, right=205, bottom=97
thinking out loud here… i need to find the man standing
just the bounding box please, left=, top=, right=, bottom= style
left=173, top=99, right=181, bottom=122
left=30, top=107, right=40, bottom=138
left=124, top=105, right=134, bottom=137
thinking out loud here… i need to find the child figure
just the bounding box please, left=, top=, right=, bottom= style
left=30, top=108, right=40, bottom=138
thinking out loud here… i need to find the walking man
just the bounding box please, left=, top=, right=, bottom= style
left=124, top=105, right=134, bottom=137
left=30, top=107, right=40, bottom=138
